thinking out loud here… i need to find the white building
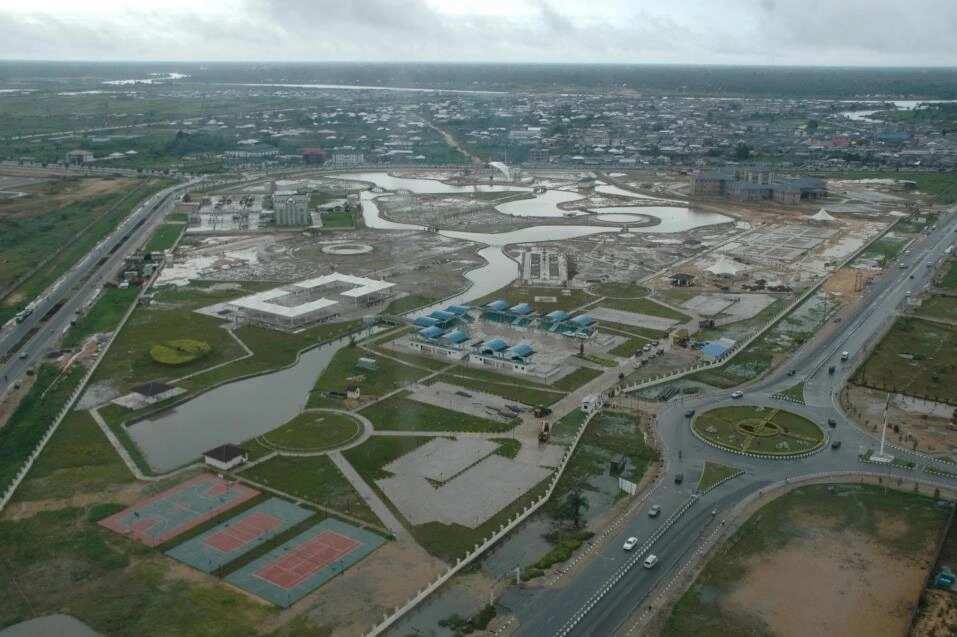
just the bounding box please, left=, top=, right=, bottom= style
left=226, top=273, right=395, bottom=330
left=203, top=444, right=248, bottom=471
left=274, top=192, right=310, bottom=226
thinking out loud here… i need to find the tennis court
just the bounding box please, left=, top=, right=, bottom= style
left=165, top=498, right=313, bottom=572
left=225, top=518, right=385, bottom=607
left=98, top=474, right=259, bottom=547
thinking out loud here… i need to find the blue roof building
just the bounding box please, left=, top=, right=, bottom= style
left=506, top=343, right=534, bottom=360
left=481, top=338, right=509, bottom=354
left=485, top=300, right=510, bottom=312
left=572, top=314, right=595, bottom=327
left=510, top=303, right=533, bottom=315
left=444, top=329, right=469, bottom=344
left=445, top=305, right=470, bottom=315
left=414, top=316, right=439, bottom=328
left=545, top=310, right=570, bottom=322
left=418, top=326, right=445, bottom=340
left=701, top=337, right=736, bottom=361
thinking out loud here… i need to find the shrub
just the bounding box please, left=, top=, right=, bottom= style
left=149, top=339, right=212, bottom=365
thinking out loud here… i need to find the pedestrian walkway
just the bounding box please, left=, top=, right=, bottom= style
left=328, top=450, right=412, bottom=542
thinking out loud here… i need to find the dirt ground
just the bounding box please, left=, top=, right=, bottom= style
left=267, top=539, right=446, bottom=636
left=824, top=266, right=880, bottom=303
left=725, top=518, right=929, bottom=637
left=911, top=590, right=957, bottom=637
left=0, top=177, right=134, bottom=220
left=845, top=385, right=957, bottom=460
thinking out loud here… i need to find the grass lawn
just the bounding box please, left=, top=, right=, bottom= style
left=63, top=287, right=140, bottom=348
left=0, top=507, right=275, bottom=635
left=252, top=411, right=361, bottom=453
left=308, top=344, right=431, bottom=407
left=551, top=409, right=588, bottom=443
left=321, top=210, right=355, bottom=228
left=433, top=372, right=565, bottom=406
left=142, top=223, right=183, bottom=252
left=941, top=261, right=957, bottom=289
left=473, top=286, right=595, bottom=313
left=598, top=297, right=690, bottom=322
left=693, top=407, right=824, bottom=455
left=552, top=367, right=603, bottom=392
left=12, top=411, right=132, bottom=503
left=854, top=317, right=957, bottom=404
left=608, top=335, right=652, bottom=357
left=0, top=363, right=87, bottom=491
left=696, top=462, right=740, bottom=493
left=384, top=294, right=439, bottom=315
left=916, top=295, right=957, bottom=322
left=597, top=320, right=666, bottom=340
left=342, top=435, right=434, bottom=481
left=775, top=382, right=806, bottom=404
left=856, top=234, right=909, bottom=266
left=240, top=455, right=382, bottom=527
left=824, top=171, right=957, bottom=204
left=360, top=393, right=516, bottom=433
left=592, top=282, right=650, bottom=298
left=664, top=484, right=949, bottom=637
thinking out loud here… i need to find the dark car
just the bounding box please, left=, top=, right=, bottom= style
left=831, top=440, right=842, bottom=450
left=684, top=409, right=696, bottom=418
left=827, top=418, right=837, bottom=428
left=828, top=365, right=836, bottom=375
left=674, top=473, right=684, bottom=485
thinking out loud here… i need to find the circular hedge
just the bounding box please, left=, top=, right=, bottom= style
left=149, top=339, right=212, bottom=366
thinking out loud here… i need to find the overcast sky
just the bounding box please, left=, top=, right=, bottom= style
left=2, top=0, right=956, bottom=66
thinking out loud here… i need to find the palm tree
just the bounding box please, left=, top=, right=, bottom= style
left=563, top=489, right=590, bottom=529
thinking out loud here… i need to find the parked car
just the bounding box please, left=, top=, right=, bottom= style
left=648, top=505, right=662, bottom=518
left=731, top=391, right=744, bottom=399
left=643, top=554, right=659, bottom=569
left=828, top=365, right=836, bottom=375
left=623, top=536, right=639, bottom=551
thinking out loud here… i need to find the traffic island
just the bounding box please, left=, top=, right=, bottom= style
left=692, top=406, right=825, bottom=458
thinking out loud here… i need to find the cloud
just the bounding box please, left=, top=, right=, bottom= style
left=0, top=0, right=954, bottom=65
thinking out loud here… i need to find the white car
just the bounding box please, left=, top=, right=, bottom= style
left=731, top=391, right=744, bottom=399
left=623, top=536, right=639, bottom=551
left=643, top=554, right=659, bottom=568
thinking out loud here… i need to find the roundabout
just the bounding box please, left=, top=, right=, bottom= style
left=692, top=405, right=826, bottom=457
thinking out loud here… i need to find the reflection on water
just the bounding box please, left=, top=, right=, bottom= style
left=592, top=206, right=732, bottom=233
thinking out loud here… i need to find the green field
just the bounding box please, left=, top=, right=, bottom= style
left=241, top=455, right=381, bottom=527
left=0, top=178, right=170, bottom=324
left=597, top=296, right=690, bottom=322
left=432, top=371, right=566, bottom=406
left=693, top=406, right=824, bottom=455
left=384, top=294, right=439, bottom=315
left=696, top=462, right=740, bottom=493
left=308, top=344, right=432, bottom=407
left=359, top=392, right=515, bottom=433
left=856, top=234, right=909, bottom=266
left=854, top=317, right=957, bottom=404
left=664, top=484, right=949, bottom=637
left=249, top=411, right=362, bottom=455
left=62, top=287, right=139, bottom=348
left=142, top=223, right=183, bottom=252
left=551, top=366, right=604, bottom=392
left=321, top=210, right=355, bottom=228
left=941, top=261, right=957, bottom=289
left=775, top=382, right=806, bottom=404
left=592, top=282, right=650, bottom=298
left=915, top=295, right=957, bottom=322
left=826, top=171, right=957, bottom=204
left=548, top=410, right=657, bottom=518
left=0, top=364, right=87, bottom=492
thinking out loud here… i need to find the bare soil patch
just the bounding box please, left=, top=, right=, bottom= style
left=0, top=177, right=133, bottom=220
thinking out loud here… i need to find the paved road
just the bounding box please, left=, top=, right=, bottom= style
left=0, top=174, right=198, bottom=398
left=506, top=210, right=957, bottom=636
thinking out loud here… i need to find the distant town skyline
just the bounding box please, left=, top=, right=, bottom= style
left=1, top=0, right=956, bottom=67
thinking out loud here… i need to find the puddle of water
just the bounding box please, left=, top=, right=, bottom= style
left=128, top=336, right=356, bottom=472
left=494, top=189, right=585, bottom=217
left=595, top=206, right=732, bottom=233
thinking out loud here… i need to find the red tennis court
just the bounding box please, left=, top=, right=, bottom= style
left=254, top=531, right=359, bottom=589
left=204, top=512, right=282, bottom=553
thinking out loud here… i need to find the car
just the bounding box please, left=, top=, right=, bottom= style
left=623, top=536, right=639, bottom=551
left=840, top=351, right=849, bottom=361
left=831, top=440, right=842, bottom=450
left=828, top=365, right=836, bottom=375
left=827, top=418, right=837, bottom=428
left=642, top=344, right=652, bottom=352
left=643, top=554, right=659, bottom=569
left=17, top=352, right=27, bottom=360
left=674, top=473, right=684, bottom=485
left=731, top=391, right=744, bottom=399
left=909, top=274, right=915, bottom=279
left=684, top=409, right=696, bottom=418
left=905, top=290, right=912, bottom=297
left=648, top=505, right=662, bottom=518
left=787, top=369, right=796, bottom=376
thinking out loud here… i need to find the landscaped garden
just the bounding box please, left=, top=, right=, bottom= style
left=692, top=406, right=824, bottom=456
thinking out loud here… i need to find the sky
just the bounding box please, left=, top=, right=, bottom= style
left=1, top=0, right=956, bottom=66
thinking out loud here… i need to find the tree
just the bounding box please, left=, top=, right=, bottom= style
left=733, top=142, right=752, bottom=160
left=561, top=489, right=590, bottom=529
